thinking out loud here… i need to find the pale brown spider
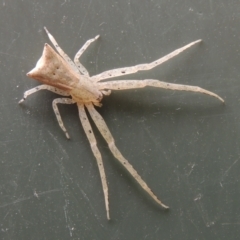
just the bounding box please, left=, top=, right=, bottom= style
left=19, top=27, right=224, bottom=220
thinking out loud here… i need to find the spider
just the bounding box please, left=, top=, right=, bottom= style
left=19, top=27, right=224, bottom=220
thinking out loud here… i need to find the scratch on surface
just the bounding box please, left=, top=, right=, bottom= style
left=194, top=194, right=215, bottom=227
left=79, top=0, right=92, bottom=33
left=161, top=24, right=175, bottom=36
left=220, top=159, right=239, bottom=184
left=3, top=211, right=10, bottom=220
left=194, top=193, right=202, bottom=201
left=80, top=189, right=99, bottom=218
left=80, top=189, right=90, bottom=202
left=0, top=188, right=62, bottom=209
left=36, top=188, right=62, bottom=197
left=0, top=51, right=25, bottom=59
left=48, top=132, right=76, bottom=236
left=222, top=222, right=240, bottom=225
left=0, top=196, right=32, bottom=208
left=48, top=131, right=71, bottom=188
left=99, top=22, right=106, bottom=26
left=63, top=199, right=75, bottom=237
left=28, top=131, right=44, bottom=182
left=223, top=159, right=238, bottom=177
left=185, top=163, right=196, bottom=177
left=95, top=42, right=101, bottom=76
left=61, top=0, right=67, bottom=6
left=48, top=131, right=70, bottom=159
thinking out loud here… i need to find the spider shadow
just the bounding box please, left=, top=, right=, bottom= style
left=97, top=88, right=224, bottom=214
left=100, top=88, right=224, bottom=119
left=18, top=87, right=225, bottom=218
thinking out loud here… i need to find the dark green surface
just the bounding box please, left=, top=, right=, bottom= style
left=0, top=1, right=239, bottom=239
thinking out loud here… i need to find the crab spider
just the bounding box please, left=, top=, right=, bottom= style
left=19, top=27, right=224, bottom=220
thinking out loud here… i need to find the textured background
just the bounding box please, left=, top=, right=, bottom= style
left=0, top=0, right=239, bottom=239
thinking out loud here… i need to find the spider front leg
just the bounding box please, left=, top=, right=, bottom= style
left=85, top=103, right=169, bottom=209
left=52, top=98, right=76, bottom=139
left=18, top=85, right=70, bottom=103
left=74, top=35, right=100, bottom=77
left=91, top=39, right=201, bottom=82
left=98, top=79, right=224, bottom=102
left=44, top=27, right=79, bottom=74
left=77, top=103, right=110, bottom=220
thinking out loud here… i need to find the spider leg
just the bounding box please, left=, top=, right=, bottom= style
left=74, top=35, right=100, bottom=76
left=91, top=40, right=202, bottom=82
left=44, top=27, right=80, bottom=74
left=98, top=79, right=224, bottom=102
left=52, top=98, right=76, bottom=139
left=85, top=103, right=169, bottom=209
left=77, top=103, right=110, bottom=220
left=18, top=85, right=70, bottom=103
